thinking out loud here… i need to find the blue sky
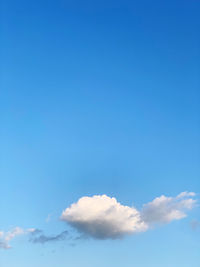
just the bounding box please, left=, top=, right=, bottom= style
left=1, top=0, right=200, bottom=266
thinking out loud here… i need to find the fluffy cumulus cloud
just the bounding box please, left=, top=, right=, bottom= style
left=61, top=192, right=196, bottom=239
left=61, top=195, right=148, bottom=239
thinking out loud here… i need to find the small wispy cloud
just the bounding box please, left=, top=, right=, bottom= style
left=46, top=214, right=52, bottom=223
left=29, top=230, right=69, bottom=244
left=0, top=227, right=36, bottom=249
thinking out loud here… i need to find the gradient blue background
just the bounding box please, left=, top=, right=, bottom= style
left=1, top=0, right=200, bottom=266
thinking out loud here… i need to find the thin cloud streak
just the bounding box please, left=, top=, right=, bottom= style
left=29, top=230, right=69, bottom=244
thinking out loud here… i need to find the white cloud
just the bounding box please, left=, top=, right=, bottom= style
left=61, top=192, right=196, bottom=239
left=5, top=227, right=26, bottom=242
left=61, top=195, right=148, bottom=239
left=0, top=192, right=196, bottom=248
left=46, top=214, right=52, bottom=223
left=141, top=192, right=196, bottom=224
left=0, top=227, right=36, bottom=249
left=177, top=191, right=196, bottom=198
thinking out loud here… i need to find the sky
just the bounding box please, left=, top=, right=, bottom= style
left=0, top=0, right=200, bottom=266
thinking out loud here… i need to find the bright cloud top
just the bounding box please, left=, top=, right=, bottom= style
left=61, top=192, right=196, bottom=239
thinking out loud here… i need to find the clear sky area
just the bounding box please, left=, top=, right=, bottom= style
left=1, top=0, right=200, bottom=266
